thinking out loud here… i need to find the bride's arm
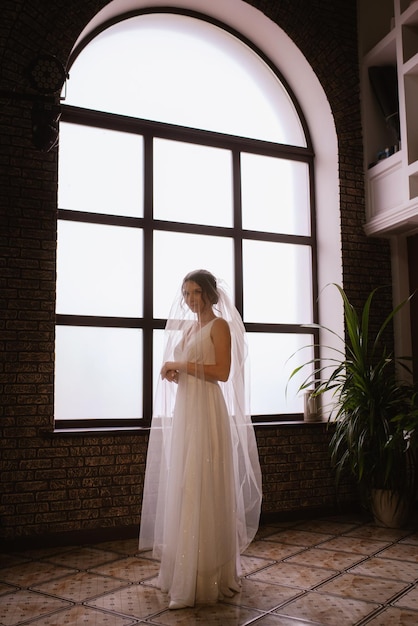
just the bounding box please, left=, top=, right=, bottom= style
left=162, top=318, right=231, bottom=382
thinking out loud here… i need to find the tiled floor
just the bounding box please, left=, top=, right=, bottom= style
left=1, top=513, right=418, bottom=625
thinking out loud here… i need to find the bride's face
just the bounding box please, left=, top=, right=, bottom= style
left=182, top=280, right=208, bottom=315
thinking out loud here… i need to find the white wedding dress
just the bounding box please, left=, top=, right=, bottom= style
left=157, top=319, right=240, bottom=604
left=139, top=283, right=262, bottom=607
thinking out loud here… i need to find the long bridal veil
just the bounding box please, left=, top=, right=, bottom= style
left=139, top=278, right=262, bottom=558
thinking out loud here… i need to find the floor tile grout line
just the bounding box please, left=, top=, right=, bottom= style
left=386, top=580, right=418, bottom=606
left=355, top=605, right=388, bottom=626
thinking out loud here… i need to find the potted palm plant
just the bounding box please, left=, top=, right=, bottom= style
left=290, top=284, right=418, bottom=527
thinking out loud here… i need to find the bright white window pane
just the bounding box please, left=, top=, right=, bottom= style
left=243, top=240, right=312, bottom=324
left=247, top=333, right=314, bottom=415
left=58, top=123, right=143, bottom=217
left=65, top=14, right=306, bottom=146
left=153, top=231, right=234, bottom=318
left=56, top=221, right=143, bottom=316
left=154, top=139, right=232, bottom=227
left=55, top=326, right=142, bottom=419
left=241, top=154, right=310, bottom=235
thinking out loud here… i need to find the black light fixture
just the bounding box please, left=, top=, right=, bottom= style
left=0, top=54, right=68, bottom=151
left=26, top=54, right=68, bottom=95
left=25, top=54, right=68, bottom=151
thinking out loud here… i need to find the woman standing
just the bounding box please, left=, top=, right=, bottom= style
left=139, top=270, right=262, bottom=609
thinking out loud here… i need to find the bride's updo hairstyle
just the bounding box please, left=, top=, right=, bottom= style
left=183, top=269, right=219, bottom=306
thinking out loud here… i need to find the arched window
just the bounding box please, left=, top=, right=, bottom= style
left=55, top=10, right=319, bottom=429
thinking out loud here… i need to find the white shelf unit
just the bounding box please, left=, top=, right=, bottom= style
left=359, top=0, right=418, bottom=235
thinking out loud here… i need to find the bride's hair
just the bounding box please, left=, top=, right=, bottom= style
left=182, top=269, right=219, bottom=305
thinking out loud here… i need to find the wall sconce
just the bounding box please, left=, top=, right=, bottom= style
left=0, top=54, right=67, bottom=152
left=26, top=54, right=68, bottom=96
left=26, top=54, right=68, bottom=151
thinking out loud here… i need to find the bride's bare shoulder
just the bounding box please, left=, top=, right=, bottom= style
left=211, top=317, right=230, bottom=336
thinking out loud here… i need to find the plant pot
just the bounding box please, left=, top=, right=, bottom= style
left=303, top=391, right=320, bottom=422
left=371, top=488, right=410, bottom=528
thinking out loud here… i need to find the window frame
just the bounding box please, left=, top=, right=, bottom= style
left=55, top=10, right=319, bottom=431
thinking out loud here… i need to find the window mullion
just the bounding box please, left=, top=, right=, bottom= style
left=142, top=133, right=154, bottom=426
left=233, top=150, right=243, bottom=316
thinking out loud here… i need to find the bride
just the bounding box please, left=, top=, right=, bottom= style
left=139, top=269, right=262, bottom=609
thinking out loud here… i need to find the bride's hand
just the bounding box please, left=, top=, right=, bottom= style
left=161, top=362, right=179, bottom=382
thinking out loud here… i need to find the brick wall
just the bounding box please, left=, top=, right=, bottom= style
left=1, top=432, right=148, bottom=541
left=256, top=424, right=354, bottom=518
left=1, top=0, right=384, bottom=545
left=1, top=424, right=354, bottom=546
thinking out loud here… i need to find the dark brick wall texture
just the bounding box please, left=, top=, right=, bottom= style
left=0, top=0, right=390, bottom=544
